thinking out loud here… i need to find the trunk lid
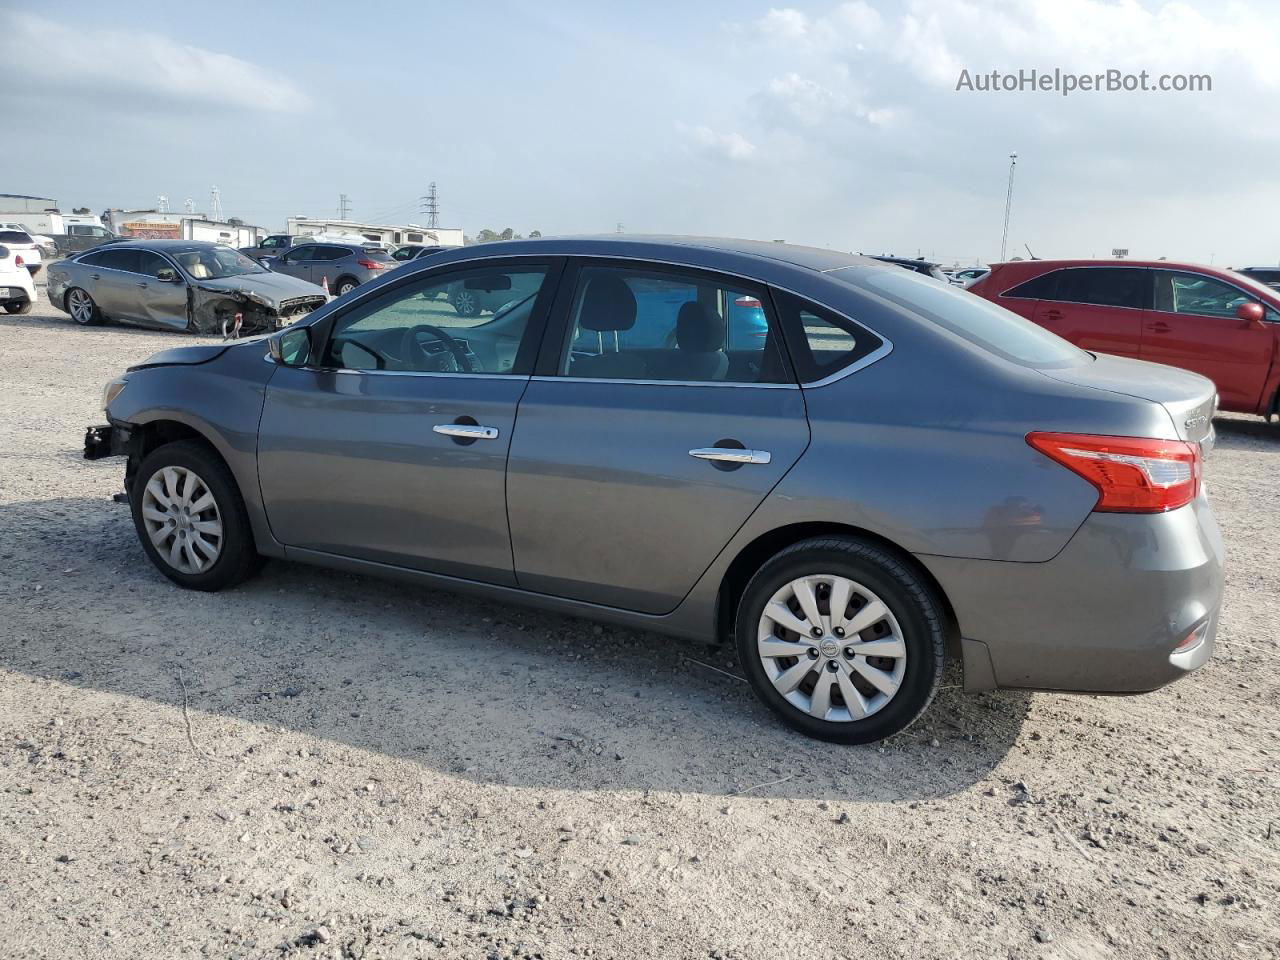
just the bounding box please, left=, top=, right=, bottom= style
left=1038, top=353, right=1217, bottom=448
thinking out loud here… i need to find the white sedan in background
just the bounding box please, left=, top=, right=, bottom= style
left=0, top=243, right=37, bottom=314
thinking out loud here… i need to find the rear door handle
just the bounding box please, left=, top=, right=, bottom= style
left=689, top=447, right=772, bottom=464
left=136, top=281, right=148, bottom=287
left=89, top=273, right=100, bottom=280
left=1043, top=309, right=1063, bottom=319
left=1148, top=321, right=1171, bottom=332
left=433, top=424, right=499, bottom=440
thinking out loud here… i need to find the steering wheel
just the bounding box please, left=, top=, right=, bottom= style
left=399, top=324, right=474, bottom=373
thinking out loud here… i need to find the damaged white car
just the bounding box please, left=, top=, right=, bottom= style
left=45, top=240, right=327, bottom=334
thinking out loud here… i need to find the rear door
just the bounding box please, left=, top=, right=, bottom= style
left=505, top=260, right=809, bottom=614
left=1031, top=267, right=1146, bottom=358
left=82, top=248, right=141, bottom=319
left=257, top=257, right=562, bottom=584
left=1143, top=269, right=1277, bottom=412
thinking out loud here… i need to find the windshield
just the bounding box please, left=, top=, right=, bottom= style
left=172, top=245, right=267, bottom=280
left=1227, top=269, right=1280, bottom=302
left=853, top=265, right=1090, bottom=369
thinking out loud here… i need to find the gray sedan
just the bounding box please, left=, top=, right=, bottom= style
left=83, top=236, right=1222, bottom=743
left=46, top=240, right=327, bottom=334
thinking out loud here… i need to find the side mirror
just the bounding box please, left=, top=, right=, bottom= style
left=269, top=326, right=312, bottom=366
left=1237, top=301, right=1266, bottom=326
left=156, top=268, right=180, bottom=283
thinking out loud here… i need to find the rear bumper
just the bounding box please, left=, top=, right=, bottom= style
left=921, top=493, right=1223, bottom=694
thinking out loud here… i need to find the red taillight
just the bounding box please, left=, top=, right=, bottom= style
left=734, top=296, right=762, bottom=308
left=357, top=259, right=385, bottom=270
left=14, top=255, right=23, bottom=267
left=1026, top=432, right=1200, bottom=513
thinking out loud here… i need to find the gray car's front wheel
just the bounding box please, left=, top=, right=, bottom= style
left=130, top=440, right=263, bottom=591
left=737, top=537, right=946, bottom=744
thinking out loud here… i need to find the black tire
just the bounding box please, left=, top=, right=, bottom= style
left=66, top=287, right=102, bottom=325
left=129, top=440, right=264, bottom=591
left=334, top=276, right=359, bottom=296
left=736, top=537, right=946, bottom=744
left=4, top=299, right=32, bottom=314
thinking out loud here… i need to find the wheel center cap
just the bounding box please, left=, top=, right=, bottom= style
left=818, top=638, right=840, bottom=659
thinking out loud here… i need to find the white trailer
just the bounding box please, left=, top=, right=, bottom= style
left=286, top=217, right=464, bottom=249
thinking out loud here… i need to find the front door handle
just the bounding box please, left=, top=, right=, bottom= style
left=1148, top=321, right=1172, bottom=332
left=433, top=424, right=499, bottom=440
left=1043, top=309, right=1063, bottom=319
left=136, top=281, right=148, bottom=287
left=689, top=447, right=771, bottom=464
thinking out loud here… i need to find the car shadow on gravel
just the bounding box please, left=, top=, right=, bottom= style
left=0, top=494, right=1032, bottom=803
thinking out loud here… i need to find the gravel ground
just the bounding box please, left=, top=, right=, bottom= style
left=1, top=279, right=1278, bottom=959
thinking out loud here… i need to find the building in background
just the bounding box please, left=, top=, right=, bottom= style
left=285, top=217, right=464, bottom=249
left=0, top=193, right=105, bottom=234
left=104, top=210, right=261, bottom=247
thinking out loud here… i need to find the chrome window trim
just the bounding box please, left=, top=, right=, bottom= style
left=531, top=375, right=798, bottom=390
left=309, top=249, right=895, bottom=388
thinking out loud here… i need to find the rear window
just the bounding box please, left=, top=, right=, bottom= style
left=860, top=267, right=1089, bottom=369
left=0, top=230, right=31, bottom=243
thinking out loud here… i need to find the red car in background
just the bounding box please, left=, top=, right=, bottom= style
left=969, top=259, right=1280, bottom=417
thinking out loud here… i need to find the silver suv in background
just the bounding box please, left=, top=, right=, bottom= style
left=264, top=241, right=394, bottom=296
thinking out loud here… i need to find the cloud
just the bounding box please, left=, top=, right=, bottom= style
left=683, top=125, right=757, bottom=160
left=0, top=11, right=308, bottom=113
left=755, top=8, right=811, bottom=40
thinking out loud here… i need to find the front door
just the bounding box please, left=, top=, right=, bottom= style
left=1031, top=266, right=1146, bottom=358
left=506, top=261, right=809, bottom=614
left=127, top=249, right=190, bottom=329
left=1142, top=269, right=1278, bottom=412
left=257, top=258, right=562, bottom=584
left=273, top=244, right=318, bottom=284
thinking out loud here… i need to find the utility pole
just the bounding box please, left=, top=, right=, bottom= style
left=210, top=186, right=223, bottom=222
left=1000, top=152, right=1017, bottom=262
left=615, top=222, right=624, bottom=234
left=338, top=194, right=352, bottom=220
left=419, top=183, right=440, bottom=228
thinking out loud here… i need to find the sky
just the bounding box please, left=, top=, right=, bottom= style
left=3, top=0, right=1279, bottom=265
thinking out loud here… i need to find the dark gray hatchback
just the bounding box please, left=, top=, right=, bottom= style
left=84, top=236, right=1222, bottom=743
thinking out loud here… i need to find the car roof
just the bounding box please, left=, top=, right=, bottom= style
left=868, top=254, right=943, bottom=268
left=415, top=235, right=891, bottom=279
left=988, top=257, right=1229, bottom=272
left=91, top=239, right=233, bottom=250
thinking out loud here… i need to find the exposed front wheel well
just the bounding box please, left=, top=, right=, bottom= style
left=716, top=522, right=961, bottom=657
left=124, top=421, right=230, bottom=493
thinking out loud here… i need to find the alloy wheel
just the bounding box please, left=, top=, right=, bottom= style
left=756, top=575, right=907, bottom=722
left=69, top=289, right=93, bottom=324
left=140, top=466, right=223, bottom=574
left=453, top=290, right=477, bottom=316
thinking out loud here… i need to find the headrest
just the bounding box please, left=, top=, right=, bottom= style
left=578, top=275, right=637, bottom=332
left=676, top=301, right=726, bottom=352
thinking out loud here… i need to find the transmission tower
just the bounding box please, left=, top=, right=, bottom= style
left=210, top=185, right=224, bottom=222
left=157, top=195, right=169, bottom=213
left=419, top=183, right=440, bottom=229
left=184, top=198, right=195, bottom=214
left=339, top=193, right=352, bottom=220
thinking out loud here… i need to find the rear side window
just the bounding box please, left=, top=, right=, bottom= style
left=772, top=289, right=884, bottom=383
left=0, top=230, right=30, bottom=243
left=861, top=267, right=1088, bottom=369
left=96, top=249, right=140, bottom=272
left=1054, top=267, right=1146, bottom=309
left=1003, top=270, right=1058, bottom=299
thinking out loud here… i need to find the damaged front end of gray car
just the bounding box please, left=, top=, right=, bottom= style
left=189, top=286, right=326, bottom=336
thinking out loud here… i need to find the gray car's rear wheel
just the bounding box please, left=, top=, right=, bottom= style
left=737, top=537, right=945, bottom=744
left=335, top=277, right=358, bottom=296
left=67, top=287, right=101, bottom=325
left=4, top=299, right=32, bottom=314
left=130, top=440, right=263, bottom=591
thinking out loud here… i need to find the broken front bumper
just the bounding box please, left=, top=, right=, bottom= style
left=84, top=422, right=132, bottom=460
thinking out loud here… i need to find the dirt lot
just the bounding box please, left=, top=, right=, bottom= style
left=1, top=280, right=1278, bottom=960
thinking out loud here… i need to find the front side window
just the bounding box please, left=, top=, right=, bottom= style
left=1053, top=267, right=1146, bottom=309
left=135, top=250, right=177, bottom=279
left=96, top=249, right=140, bottom=272
left=281, top=245, right=315, bottom=263
left=1154, top=271, right=1252, bottom=318
left=322, top=265, right=549, bottom=375
left=558, top=265, right=790, bottom=384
